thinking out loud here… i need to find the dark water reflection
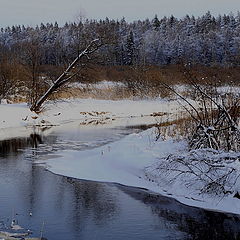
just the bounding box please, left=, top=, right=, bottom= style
left=121, top=186, right=240, bottom=240
left=0, top=133, right=44, bottom=158
left=0, top=125, right=240, bottom=239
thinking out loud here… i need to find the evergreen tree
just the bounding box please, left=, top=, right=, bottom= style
left=152, top=14, right=160, bottom=30
left=125, top=31, right=135, bottom=65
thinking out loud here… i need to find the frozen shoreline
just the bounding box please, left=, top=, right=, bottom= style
left=0, top=98, right=182, bottom=140
left=1, top=98, right=240, bottom=215
left=38, top=128, right=240, bottom=216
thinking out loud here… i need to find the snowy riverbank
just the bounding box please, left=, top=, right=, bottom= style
left=36, top=127, right=240, bottom=216
left=1, top=98, right=240, bottom=215
left=0, top=98, right=181, bottom=140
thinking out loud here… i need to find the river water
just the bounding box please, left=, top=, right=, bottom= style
left=0, top=123, right=240, bottom=240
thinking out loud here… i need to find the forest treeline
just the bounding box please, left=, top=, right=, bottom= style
left=1, top=12, right=240, bottom=103
left=2, top=11, right=240, bottom=66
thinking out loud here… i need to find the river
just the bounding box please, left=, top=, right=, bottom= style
left=0, top=123, right=240, bottom=240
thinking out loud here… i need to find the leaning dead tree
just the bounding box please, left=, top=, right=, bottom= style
left=30, top=39, right=101, bottom=112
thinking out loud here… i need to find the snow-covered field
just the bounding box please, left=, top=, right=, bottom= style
left=1, top=97, right=240, bottom=215
left=0, top=98, right=181, bottom=139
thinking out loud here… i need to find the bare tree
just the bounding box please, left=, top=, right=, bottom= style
left=0, top=60, right=14, bottom=102
left=30, top=39, right=101, bottom=112
left=0, top=56, right=26, bottom=103
left=21, top=33, right=43, bottom=105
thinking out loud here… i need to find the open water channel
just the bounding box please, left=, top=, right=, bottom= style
left=0, top=122, right=240, bottom=240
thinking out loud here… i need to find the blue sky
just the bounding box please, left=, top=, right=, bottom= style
left=1, top=0, right=240, bottom=27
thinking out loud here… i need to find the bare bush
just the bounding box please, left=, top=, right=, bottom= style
left=0, top=60, right=15, bottom=102
left=146, top=67, right=240, bottom=197
left=121, top=65, right=174, bottom=99
left=161, top=66, right=240, bottom=152
left=185, top=72, right=240, bottom=152
left=145, top=149, right=240, bottom=196
left=0, top=58, right=28, bottom=103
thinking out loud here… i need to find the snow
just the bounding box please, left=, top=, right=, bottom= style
left=69, top=80, right=125, bottom=89
left=1, top=97, right=240, bottom=215
left=174, top=84, right=240, bottom=97
left=0, top=98, right=181, bottom=140
left=217, top=86, right=240, bottom=96
left=36, top=127, right=240, bottom=215
left=36, top=128, right=186, bottom=200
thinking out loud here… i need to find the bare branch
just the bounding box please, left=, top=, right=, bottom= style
left=30, top=39, right=102, bottom=112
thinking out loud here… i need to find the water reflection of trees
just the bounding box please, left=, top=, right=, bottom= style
left=0, top=156, right=119, bottom=239
left=120, top=186, right=240, bottom=240
left=0, top=129, right=122, bottom=239
left=64, top=178, right=119, bottom=230
left=0, top=132, right=119, bottom=226
left=0, top=134, right=43, bottom=158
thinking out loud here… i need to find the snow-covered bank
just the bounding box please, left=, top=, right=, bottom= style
left=36, top=127, right=240, bottom=216
left=0, top=98, right=182, bottom=140
left=2, top=97, right=240, bottom=215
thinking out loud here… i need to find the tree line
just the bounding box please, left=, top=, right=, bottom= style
left=2, top=12, right=240, bottom=66
left=1, top=12, right=240, bottom=103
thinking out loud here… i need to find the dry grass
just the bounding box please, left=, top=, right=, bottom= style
left=3, top=64, right=240, bottom=103
left=83, top=64, right=240, bottom=86
left=51, top=85, right=135, bottom=100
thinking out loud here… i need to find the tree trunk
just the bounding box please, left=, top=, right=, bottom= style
left=30, top=39, right=101, bottom=112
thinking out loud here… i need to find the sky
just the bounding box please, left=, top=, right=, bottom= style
left=1, top=0, right=240, bottom=27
